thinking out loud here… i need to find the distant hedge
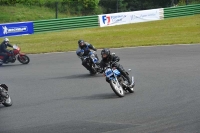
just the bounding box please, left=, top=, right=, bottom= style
left=0, top=0, right=100, bottom=15
left=1, top=0, right=199, bottom=15
left=1, top=0, right=57, bottom=6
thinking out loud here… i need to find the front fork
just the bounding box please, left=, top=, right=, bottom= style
left=17, top=53, right=26, bottom=60
left=113, top=75, right=121, bottom=88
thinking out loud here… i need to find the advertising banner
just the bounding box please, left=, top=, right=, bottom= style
left=98, top=8, right=163, bottom=27
left=129, top=9, right=163, bottom=24
left=0, top=22, right=34, bottom=37
left=99, top=12, right=129, bottom=27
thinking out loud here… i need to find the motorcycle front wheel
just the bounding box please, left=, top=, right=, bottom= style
left=110, top=79, right=125, bottom=97
left=17, top=55, right=30, bottom=64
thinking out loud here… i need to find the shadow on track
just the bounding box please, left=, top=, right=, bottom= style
left=55, top=93, right=118, bottom=100
left=0, top=106, right=5, bottom=109
left=48, top=73, right=103, bottom=80
left=0, top=105, right=10, bottom=109
left=56, top=92, right=133, bottom=101
left=0, top=64, right=24, bottom=67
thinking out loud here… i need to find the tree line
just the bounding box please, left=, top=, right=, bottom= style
left=1, top=0, right=200, bottom=15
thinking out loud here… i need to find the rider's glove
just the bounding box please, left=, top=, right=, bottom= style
left=80, top=57, right=84, bottom=61
left=99, top=68, right=104, bottom=73
left=9, top=50, right=13, bottom=54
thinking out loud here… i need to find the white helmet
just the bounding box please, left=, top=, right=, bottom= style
left=4, top=38, right=9, bottom=42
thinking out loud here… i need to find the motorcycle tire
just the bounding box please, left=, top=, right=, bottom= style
left=17, top=55, right=30, bottom=64
left=127, top=86, right=134, bottom=93
left=90, top=65, right=97, bottom=75
left=2, top=95, right=12, bottom=107
left=110, top=79, right=125, bottom=97
left=127, top=77, right=135, bottom=93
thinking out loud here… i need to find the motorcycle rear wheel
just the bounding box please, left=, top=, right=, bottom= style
left=127, top=77, right=135, bottom=93
left=90, top=65, right=97, bottom=75
left=127, top=87, right=134, bottom=93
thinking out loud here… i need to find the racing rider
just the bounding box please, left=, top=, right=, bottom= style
left=76, top=39, right=98, bottom=73
left=0, top=38, right=13, bottom=63
left=99, top=48, right=133, bottom=87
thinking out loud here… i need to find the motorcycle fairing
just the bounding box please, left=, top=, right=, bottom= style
left=105, top=68, right=121, bottom=80
left=89, top=52, right=98, bottom=64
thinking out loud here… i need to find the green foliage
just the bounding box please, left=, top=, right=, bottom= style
left=99, top=0, right=171, bottom=13
left=177, top=0, right=200, bottom=6
left=118, top=0, right=128, bottom=12
left=47, top=0, right=100, bottom=15
left=0, top=0, right=17, bottom=5
left=178, top=0, right=186, bottom=6
left=1, top=0, right=198, bottom=16
left=0, top=0, right=199, bottom=23
left=80, top=0, right=99, bottom=9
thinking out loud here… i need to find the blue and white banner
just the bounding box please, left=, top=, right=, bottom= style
left=98, top=8, right=164, bottom=27
left=0, top=22, right=34, bottom=37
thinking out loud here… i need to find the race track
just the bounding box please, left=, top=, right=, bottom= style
left=0, top=44, right=200, bottom=133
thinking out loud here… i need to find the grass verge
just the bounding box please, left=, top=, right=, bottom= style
left=0, top=4, right=68, bottom=23
left=3, top=14, right=200, bottom=54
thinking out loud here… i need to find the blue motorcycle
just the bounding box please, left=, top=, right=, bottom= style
left=83, top=51, right=101, bottom=74
left=104, top=61, right=135, bottom=97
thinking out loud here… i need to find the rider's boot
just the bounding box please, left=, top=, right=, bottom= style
left=121, top=70, right=133, bottom=87
left=0, top=59, right=3, bottom=66
left=3, top=55, right=9, bottom=64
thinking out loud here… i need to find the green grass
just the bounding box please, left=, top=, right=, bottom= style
left=4, top=14, right=200, bottom=54
left=0, top=4, right=68, bottom=23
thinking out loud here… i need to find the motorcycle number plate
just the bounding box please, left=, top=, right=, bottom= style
left=105, top=68, right=113, bottom=77
left=92, top=58, right=98, bottom=63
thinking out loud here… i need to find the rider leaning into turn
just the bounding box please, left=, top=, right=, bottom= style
left=0, top=38, right=13, bottom=63
left=76, top=39, right=98, bottom=72
left=99, top=48, right=133, bottom=87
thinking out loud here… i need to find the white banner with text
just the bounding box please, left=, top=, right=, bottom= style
left=98, top=8, right=164, bottom=27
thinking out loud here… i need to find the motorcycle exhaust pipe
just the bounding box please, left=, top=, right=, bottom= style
left=130, top=76, right=135, bottom=87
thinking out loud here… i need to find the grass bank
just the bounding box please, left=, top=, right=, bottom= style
left=4, top=14, right=200, bottom=54
left=0, top=4, right=68, bottom=23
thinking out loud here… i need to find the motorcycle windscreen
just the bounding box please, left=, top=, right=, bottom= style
left=13, top=45, right=19, bottom=50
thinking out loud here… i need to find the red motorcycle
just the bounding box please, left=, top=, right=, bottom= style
left=0, top=45, right=30, bottom=65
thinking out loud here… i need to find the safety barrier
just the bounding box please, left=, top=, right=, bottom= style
left=164, top=4, right=200, bottom=18
left=33, top=4, right=200, bottom=33
left=33, top=15, right=98, bottom=33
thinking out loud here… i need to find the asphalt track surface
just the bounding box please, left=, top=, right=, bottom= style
left=0, top=44, right=200, bottom=133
